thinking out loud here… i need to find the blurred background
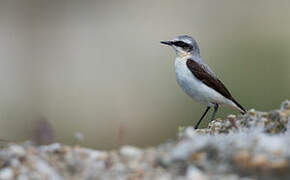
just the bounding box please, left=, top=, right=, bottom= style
left=0, top=0, right=289, bottom=149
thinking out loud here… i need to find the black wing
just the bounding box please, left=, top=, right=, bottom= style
left=186, top=59, right=245, bottom=113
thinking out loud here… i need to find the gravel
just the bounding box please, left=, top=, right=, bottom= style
left=0, top=100, right=289, bottom=180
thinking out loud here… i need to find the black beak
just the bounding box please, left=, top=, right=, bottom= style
left=160, top=41, right=172, bottom=46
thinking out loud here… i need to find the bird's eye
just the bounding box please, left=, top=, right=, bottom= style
left=172, top=41, right=192, bottom=51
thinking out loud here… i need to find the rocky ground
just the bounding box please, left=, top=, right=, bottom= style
left=0, top=101, right=289, bottom=180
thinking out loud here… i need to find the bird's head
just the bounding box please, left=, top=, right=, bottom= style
left=161, top=35, right=200, bottom=57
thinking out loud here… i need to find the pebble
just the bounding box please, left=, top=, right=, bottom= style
left=0, top=168, right=13, bottom=180
left=120, top=145, right=143, bottom=160
left=9, top=145, right=26, bottom=157
left=186, top=166, right=208, bottom=180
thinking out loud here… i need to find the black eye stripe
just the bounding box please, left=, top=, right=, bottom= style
left=172, top=41, right=191, bottom=48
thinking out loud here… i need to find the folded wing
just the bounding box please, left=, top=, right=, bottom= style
left=186, top=59, right=245, bottom=114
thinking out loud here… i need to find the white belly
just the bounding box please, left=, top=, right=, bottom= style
left=174, top=58, right=231, bottom=106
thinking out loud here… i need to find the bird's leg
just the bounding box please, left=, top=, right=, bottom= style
left=194, top=106, right=210, bottom=129
left=210, top=104, right=219, bottom=122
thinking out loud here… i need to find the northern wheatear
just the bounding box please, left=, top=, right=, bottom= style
left=161, top=35, right=246, bottom=129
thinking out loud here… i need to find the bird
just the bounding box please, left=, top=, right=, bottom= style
left=161, top=35, right=246, bottom=129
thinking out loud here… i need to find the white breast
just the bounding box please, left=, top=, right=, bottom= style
left=174, top=57, right=234, bottom=107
